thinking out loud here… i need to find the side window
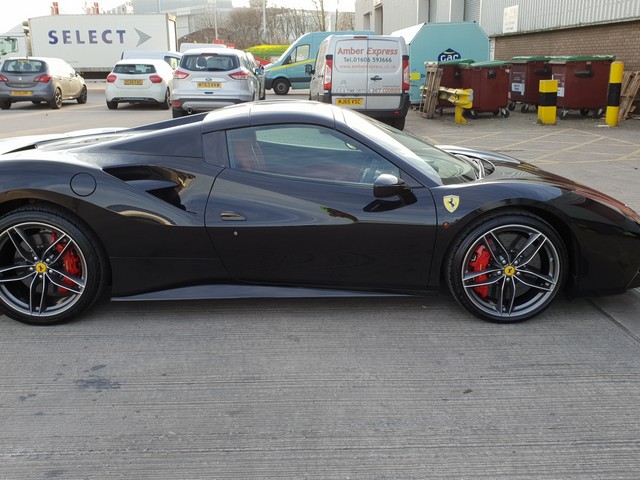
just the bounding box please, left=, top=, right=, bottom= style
left=227, top=125, right=399, bottom=184
left=293, top=44, right=310, bottom=62
left=315, top=41, right=328, bottom=72
left=165, top=56, right=180, bottom=69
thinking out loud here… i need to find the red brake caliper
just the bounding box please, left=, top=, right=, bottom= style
left=51, top=232, right=81, bottom=294
left=468, top=244, right=491, bottom=298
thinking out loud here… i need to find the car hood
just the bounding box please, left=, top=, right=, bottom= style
left=438, top=144, right=640, bottom=220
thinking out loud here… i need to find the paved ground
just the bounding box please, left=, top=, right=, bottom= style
left=1, top=93, right=640, bottom=479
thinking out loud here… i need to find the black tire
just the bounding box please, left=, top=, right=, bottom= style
left=0, top=206, right=109, bottom=325
left=580, top=108, right=590, bottom=116
left=272, top=78, right=290, bottom=95
left=0, top=100, right=11, bottom=110
left=500, top=108, right=510, bottom=118
left=77, top=86, right=88, bottom=104
left=160, top=89, right=171, bottom=110
left=106, top=100, right=118, bottom=110
left=508, top=101, right=516, bottom=111
left=49, top=88, right=62, bottom=109
left=520, top=104, right=529, bottom=113
left=445, top=212, right=566, bottom=323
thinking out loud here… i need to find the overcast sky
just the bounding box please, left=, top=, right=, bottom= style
left=1, top=0, right=355, bottom=34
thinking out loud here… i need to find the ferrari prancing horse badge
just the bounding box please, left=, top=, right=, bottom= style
left=443, top=195, right=460, bottom=213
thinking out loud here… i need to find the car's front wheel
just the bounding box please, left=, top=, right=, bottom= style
left=272, top=78, right=290, bottom=95
left=445, top=212, right=566, bottom=323
left=0, top=207, right=108, bottom=325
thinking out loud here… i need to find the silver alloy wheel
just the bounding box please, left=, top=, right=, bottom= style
left=460, top=223, right=561, bottom=319
left=0, top=221, right=87, bottom=319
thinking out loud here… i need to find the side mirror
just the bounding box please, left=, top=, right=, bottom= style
left=305, top=64, right=314, bottom=75
left=373, top=174, right=411, bottom=199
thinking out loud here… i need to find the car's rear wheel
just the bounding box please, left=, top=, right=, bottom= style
left=1, top=99, right=12, bottom=110
left=49, top=88, right=62, bottom=109
left=273, top=78, right=290, bottom=95
left=106, top=100, right=118, bottom=110
left=161, top=89, right=171, bottom=110
left=77, top=86, right=88, bottom=104
left=0, top=207, right=108, bottom=325
left=445, top=212, right=566, bottom=323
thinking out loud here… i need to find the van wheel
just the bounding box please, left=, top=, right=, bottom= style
left=273, top=79, right=290, bottom=95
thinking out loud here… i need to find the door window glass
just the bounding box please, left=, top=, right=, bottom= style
left=227, top=125, right=399, bottom=184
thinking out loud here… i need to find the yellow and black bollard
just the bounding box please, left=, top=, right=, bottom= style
left=537, top=79, right=558, bottom=125
left=605, top=61, right=624, bottom=127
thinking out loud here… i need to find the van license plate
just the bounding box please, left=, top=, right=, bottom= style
left=198, top=82, right=222, bottom=89
left=11, top=91, right=32, bottom=96
left=336, top=98, right=363, bottom=106
left=124, top=79, right=143, bottom=85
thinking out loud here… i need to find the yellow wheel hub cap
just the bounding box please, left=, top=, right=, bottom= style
left=504, top=265, right=516, bottom=277
left=35, top=262, right=48, bottom=274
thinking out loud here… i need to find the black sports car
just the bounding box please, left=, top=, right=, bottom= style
left=1, top=101, right=639, bottom=325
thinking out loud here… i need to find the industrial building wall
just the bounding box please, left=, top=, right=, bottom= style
left=493, top=19, right=640, bottom=71
left=355, top=0, right=465, bottom=34
left=479, top=0, right=640, bottom=36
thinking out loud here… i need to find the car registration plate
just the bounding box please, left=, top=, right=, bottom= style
left=336, top=98, right=363, bottom=106
left=124, top=79, right=143, bottom=85
left=11, top=91, right=32, bottom=96
left=197, top=82, right=222, bottom=89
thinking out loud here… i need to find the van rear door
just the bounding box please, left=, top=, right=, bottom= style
left=332, top=36, right=403, bottom=110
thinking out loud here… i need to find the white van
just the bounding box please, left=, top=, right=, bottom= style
left=308, top=34, right=411, bottom=130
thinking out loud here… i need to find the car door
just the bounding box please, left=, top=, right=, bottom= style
left=205, top=124, right=438, bottom=291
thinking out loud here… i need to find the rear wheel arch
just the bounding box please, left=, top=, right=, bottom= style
left=0, top=202, right=111, bottom=324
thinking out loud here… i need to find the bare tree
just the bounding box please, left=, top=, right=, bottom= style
left=224, top=7, right=263, bottom=48
left=311, top=0, right=328, bottom=32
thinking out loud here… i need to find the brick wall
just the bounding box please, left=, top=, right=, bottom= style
left=493, top=19, right=640, bottom=72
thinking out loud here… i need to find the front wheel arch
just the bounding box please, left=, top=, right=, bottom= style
left=444, top=210, right=569, bottom=323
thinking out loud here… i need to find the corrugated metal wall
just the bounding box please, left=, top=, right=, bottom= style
left=464, top=0, right=482, bottom=23
left=480, top=0, right=640, bottom=36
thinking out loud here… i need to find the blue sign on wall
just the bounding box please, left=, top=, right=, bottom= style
left=438, top=49, right=462, bottom=62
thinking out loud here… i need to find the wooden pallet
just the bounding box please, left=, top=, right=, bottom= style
left=618, top=71, right=640, bottom=120
left=419, top=62, right=443, bottom=118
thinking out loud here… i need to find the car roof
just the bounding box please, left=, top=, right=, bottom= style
left=114, top=58, right=170, bottom=66
left=200, top=100, right=340, bottom=133
left=181, top=47, right=247, bottom=56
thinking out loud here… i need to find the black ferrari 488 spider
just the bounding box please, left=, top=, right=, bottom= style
left=1, top=101, right=639, bottom=325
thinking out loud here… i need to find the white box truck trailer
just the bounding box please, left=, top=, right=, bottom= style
left=1, top=14, right=178, bottom=75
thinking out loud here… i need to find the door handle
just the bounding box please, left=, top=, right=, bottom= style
left=370, top=75, right=382, bottom=81
left=221, top=212, right=246, bottom=221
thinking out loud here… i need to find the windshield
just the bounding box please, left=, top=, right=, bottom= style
left=0, top=37, right=19, bottom=55
left=344, top=111, right=477, bottom=185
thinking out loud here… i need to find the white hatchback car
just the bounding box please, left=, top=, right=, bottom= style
left=171, top=48, right=261, bottom=118
left=105, top=59, right=174, bottom=110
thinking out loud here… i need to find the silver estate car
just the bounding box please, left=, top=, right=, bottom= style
left=171, top=48, right=261, bottom=118
left=0, top=57, right=87, bottom=110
